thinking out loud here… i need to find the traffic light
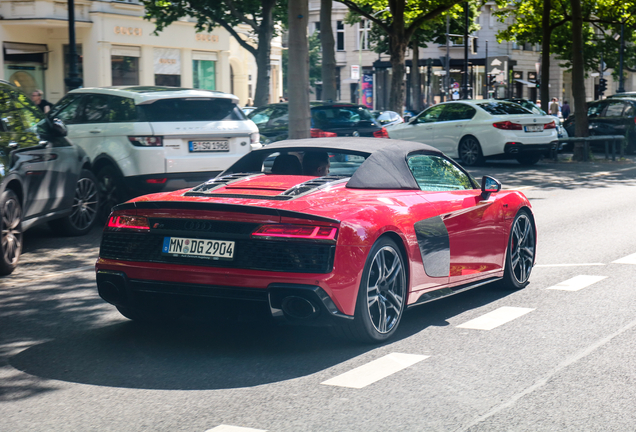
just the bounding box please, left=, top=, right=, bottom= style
left=536, top=80, right=540, bottom=90
left=599, top=78, right=608, bottom=93
left=488, top=75, right=496, bottom=86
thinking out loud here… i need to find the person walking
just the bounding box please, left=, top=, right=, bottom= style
left=30, top=89, right=53, bottom=114
left=561, top=100, right=571, bottom=119
left=549, top=97, right=560, bottom=118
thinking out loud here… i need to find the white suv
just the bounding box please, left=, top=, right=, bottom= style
left=49, top=86, right=259, bottom=217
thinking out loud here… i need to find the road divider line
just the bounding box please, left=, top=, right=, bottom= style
left=613, top=252, right=636, bottom=265
left=535, top=263, right=605, bottom=267
left=205, top=425, right=267, bottom=432
left=546, top=275, right=607, bottom=291
left=321, top=353, right=428, bottom=389
left=457, top=307, right=534, bottom=331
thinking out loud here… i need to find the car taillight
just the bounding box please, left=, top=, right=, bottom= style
left=373, top=127, right=389, bottom=138
left=493, top=121, right=523, bottom=130
left=145, top=178, right=167, bottom=184
left=544, top=121, right=556, bottom=129
left=128, top=136, right=163, bottom=147
left=107, top=215, right=150, bottom=231
left=310, top=128, right=337, bottom=138
left=252, top=224, right=338, bottom=241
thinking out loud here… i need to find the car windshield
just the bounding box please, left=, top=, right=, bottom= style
left=477, top=101, right=533, bottom=115
left=312, top=106, right=375, bottom=128
left=139, top=98, right=246, bottom=122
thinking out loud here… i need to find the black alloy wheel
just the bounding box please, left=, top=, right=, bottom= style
left=331, top=236, right=407, bottom=343
left=0, top=190, right=23, bottom=275
left=458, top=137, right=484, bottom=166
left=49, top=170, right=100, bottom=236
left=501, top=210, right=536, bottom=290
left=97, top=166, right=126, bottom=222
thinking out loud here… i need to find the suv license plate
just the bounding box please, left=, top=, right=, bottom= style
left=189, top=141, right=230, bottom=152
left=162, top=237, right=235, bottom=260
left=524, top=125, right=543, bottom=133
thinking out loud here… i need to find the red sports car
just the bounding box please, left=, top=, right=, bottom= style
left=96, top=138, right=536, bottom=342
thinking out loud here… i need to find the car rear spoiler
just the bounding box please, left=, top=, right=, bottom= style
left=112, top=201, right=341, bottom=224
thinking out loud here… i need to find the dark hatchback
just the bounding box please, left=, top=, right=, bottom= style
left=247, top=102, right=388, bottom=143
left=563, top=98, right=636, bottom=154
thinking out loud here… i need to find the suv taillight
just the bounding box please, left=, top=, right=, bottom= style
left=493, top=121, right=523, bottom=130
left=310, top=128, right=337, bottom=138
left=128, top=136, right=163, bottom=147
left=373, top=127, right=389, bottom=138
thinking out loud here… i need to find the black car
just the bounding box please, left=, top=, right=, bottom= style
left=563, top=98, right=636, bottom=154
left=247, top=102, right=388, bottom=143
left=0, top=80, right=100, bottom=275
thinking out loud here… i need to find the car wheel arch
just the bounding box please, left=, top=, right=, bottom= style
left=92, top=155, right=123, bottom=178
left=370, top=230, right=411, bottom=290
left=2, top=179, right=24, bottom=209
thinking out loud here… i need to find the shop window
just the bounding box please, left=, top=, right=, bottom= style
left=155, top=74, right=181, bottom=87
left=193, top=60, right=216, bottom=90
left=111, top=56, right=139, bottom=86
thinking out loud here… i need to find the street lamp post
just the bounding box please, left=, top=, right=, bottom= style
left=65, top=0, right=83, bottom=91
left=462, top=2, right=469, bottom=99
left=359, top=8, right=388, bottom=107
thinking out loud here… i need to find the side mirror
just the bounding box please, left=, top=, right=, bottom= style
left=50, top=118, right=68, bottom=137
left=481, top=175, right=501, bottom=199
left=403, top=114, right=412, bottom=123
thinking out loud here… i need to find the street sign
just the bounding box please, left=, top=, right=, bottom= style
left=351, top=65, right=360, bottom=80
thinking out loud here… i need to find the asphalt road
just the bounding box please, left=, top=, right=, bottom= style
left=2, top=155, right=636, bottom=432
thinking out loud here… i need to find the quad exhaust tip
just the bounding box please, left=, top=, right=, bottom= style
left=281, top=296, right=318, bottom=319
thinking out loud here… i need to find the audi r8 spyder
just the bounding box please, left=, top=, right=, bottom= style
left=96, top=138, right=536, bottom=343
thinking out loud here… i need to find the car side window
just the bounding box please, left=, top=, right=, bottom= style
left=108, top=96, right=138, bottom=122
left=604, top=102, right=625, bottom=117
left=413, top=105, right=445, bottom=124
left=625, top=104, right=636, bottom=117
left=81, top=94, right=112, bottom=123
left=249, top=107, right=275, bottom=126
left=11, top=91, right=44, bottom=134
left=439, top=104, right=476, bottom=121
left=0, top=88, right=43, bottom=134
left=51, top=94, right=83, bottom=124
left=587, top=102, right=606, bottom=118
left=407, top=154, right=475, bottom=191
left=267, top=108, right=289, bottom=127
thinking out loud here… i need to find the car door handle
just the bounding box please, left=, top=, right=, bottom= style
left=90, top=130, right=102, bottom=134
left=8, top=141, right=18, bottom=148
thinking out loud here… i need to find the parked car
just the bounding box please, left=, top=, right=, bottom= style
left=242, top=106, right=258, bottom=116
left=387, top=100, right=559, bottom=166
left=96, top=137, right=535, bottom=343
left=372, top=110, right=404, bottom=127
left=0, top=80, right=100, bottom=275
left=49, top=86, right=259, bottom=218
left=608, top=92, right=636, bottom=98
left=247, top=102, right=388, bottom=144
left=563, top=98, right=636, bottom=154
left=499, top=98, right=568, bottom=138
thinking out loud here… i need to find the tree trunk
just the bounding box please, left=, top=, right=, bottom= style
left=389, top=39, right=407, bottom=114
left=540, top=0, right=551, bottom=113
left=570, top=0, right=589, bottom=161
left=288, top=0, right=311, bottom=139
left=410, top=41, right=421, bottom=112
left=253, top=0, right=275, bottom=106
left=320, top=0, right=337, bottom=101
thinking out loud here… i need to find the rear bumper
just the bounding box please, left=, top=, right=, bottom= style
left=96, top=270, right=353, bottom=326
left=123, top=171, right=221, bottom=194
left=503, top=142, right=558, bottom=156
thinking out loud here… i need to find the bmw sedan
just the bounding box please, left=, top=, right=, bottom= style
left=387, top=100, right=559, bottom=166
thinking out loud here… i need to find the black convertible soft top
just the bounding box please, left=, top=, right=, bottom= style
left=224, top=137, right=444, bottom=190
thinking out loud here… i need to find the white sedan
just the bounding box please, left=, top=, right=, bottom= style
left=387, top=100, right=558, bottom=166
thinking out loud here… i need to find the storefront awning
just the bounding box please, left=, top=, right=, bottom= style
left=3, top=42, right=49, bottom=55
left=515, top=79, right=536, bottom=88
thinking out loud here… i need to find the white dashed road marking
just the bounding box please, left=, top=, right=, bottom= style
left=613, top=252, right=636, bottom=265
left=457, top=307, right=534, bottom=330
left=546, top=275, right=607, bottom=291
left=205, top=426, right=267, bottom=432
left=321, top=353, right=429, bottom=389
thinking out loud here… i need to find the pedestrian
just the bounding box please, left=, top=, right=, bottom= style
left=549, top=97, right=560, bottom=117
left=30, top=89, right=53, bottom=114
left=246, top=97, right=254, bottom=107
left=561, top=100, right=571, bottom=119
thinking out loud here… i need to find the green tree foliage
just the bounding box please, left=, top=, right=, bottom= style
left=142, top=0, right=287, bottom=106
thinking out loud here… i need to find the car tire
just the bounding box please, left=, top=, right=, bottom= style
left=49, top=169, right=100, bottom=236
left=0, top=190, right=23, bottom=276
left=331, top=236, right=407, bottom=343
left=500, top=210, right=536, bottom=290
left=97, top=166, right=127, bottom=222
left=515, top=154, right=541, bottom=166
left=458, top=136, right=484, bottom=166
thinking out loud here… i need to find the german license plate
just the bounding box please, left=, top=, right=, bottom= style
left=162, top=237, right=235, bottom=260
left=188, top=140, right=230, bottom=152
left=524, top=125, right=543, bottom=132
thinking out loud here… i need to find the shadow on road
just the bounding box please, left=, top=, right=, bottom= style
left=5, top=279, right=513, bottom=393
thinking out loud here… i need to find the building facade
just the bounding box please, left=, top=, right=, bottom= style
left=0, top=0, right=282, bottom=105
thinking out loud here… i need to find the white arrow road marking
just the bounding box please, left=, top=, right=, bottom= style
left=457, top=307, right=534, bottom=330
left=205, top=426, right=267, bottom=432
left=321, top=353, right=429, bottom=389
left=613, top=252, right=636, bottom=265
left=546, top=275, right=607, bottom=291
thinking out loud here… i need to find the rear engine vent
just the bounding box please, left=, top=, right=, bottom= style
left=187, top=173, right=262, bottom=195
left=281, top=176, right=349, bottom=198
